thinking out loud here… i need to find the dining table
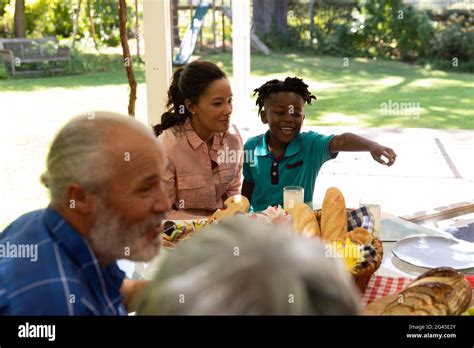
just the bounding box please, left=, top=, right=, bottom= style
left=118, top=211, right=474, bottom=313
left=376, top=212, right=474, bottom=278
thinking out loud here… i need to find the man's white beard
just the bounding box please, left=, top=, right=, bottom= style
left=88, top=198, right=164, bottom=263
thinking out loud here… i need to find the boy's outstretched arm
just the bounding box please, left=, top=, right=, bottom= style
left=241, top=179, right=255, bottom=202
left=329, top=133, right=397, bottom=167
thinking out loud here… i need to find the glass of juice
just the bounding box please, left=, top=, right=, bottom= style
left=283, top=186, right=304, bottom=212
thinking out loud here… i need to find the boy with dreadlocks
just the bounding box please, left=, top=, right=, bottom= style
left=242, top=77, right=397, bottom=211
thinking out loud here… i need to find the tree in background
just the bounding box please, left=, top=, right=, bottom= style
left=253, top=0, right=289, bottom=35
left=118, top=0, right=137, bottom=116
left=134, top=0, right=140, bottom=61
left=87, top=0, right=100, bottom=51
left=14, top=0, right=25, bottom=37
left=71, top=0, right=82, bottom=49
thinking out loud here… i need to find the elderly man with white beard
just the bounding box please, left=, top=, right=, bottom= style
left=0, top=112, right=171, bottom=315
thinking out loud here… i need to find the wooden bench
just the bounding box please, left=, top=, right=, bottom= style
left=0, top=37, right=71, bottom=76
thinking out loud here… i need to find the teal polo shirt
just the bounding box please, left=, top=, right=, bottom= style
left=243, top=130, right=337, bottom=212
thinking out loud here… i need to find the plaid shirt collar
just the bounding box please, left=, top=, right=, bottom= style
left=43, top=205, right=125, bottom=307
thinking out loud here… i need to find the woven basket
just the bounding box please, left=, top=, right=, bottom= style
left=313, top=208, right=383, bottom=293
left=352, top=237, right=383, bottom=293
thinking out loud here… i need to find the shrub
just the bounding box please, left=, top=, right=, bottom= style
left=430, top=11, right=474, bottom=62
left=362, top=0, right=436, bottom=60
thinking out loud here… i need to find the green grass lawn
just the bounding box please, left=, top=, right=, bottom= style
left=207, top=52, right=474, bottom=129
left=1, top=51, right=473, bottom=129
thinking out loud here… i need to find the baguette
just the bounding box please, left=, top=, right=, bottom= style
left=320, top=187, right=348, bottom=241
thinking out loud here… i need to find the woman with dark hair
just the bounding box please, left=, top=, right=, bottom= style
left=155, top=60, right=243, bottom=219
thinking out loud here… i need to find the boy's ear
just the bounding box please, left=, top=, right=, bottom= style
left=260, top=110, right=268, bottom=124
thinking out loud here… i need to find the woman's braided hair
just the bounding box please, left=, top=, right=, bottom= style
left=253, top=77, right=316, bottom=116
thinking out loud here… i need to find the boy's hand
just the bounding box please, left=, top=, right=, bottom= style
left=369, top=143, right=397, bottom=166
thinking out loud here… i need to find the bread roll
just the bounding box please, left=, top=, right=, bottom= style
left=320, top=187, right=348, bottom=241
left=290, top=202, right=321, bottom=238
left=348, top=227, right=372, bottom=245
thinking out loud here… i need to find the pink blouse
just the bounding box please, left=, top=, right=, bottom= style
left=158, top=118, right=243, bottom=219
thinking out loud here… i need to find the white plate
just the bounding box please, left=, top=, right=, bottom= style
left=392, top=236, right=474, bottom=270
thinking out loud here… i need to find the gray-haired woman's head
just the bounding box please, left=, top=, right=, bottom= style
left=134, top=217, right=362, bottom=315
left=41, top=111, right=155, bottom=207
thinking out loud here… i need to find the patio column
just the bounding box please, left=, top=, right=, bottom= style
left=141, top=0, right=173, bottom=127
left=231, top=0, right=251, bottom=130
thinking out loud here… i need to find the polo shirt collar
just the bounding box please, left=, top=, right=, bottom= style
left=183, top=118, right=225, bottom=150
left=255, top=130, right=303, bottom=158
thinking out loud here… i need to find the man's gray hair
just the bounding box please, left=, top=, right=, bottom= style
left=134, top=217, right=362, bottom=315
left=41, top=111, right=154, bottom=207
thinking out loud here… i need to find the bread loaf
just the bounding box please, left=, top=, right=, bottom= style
left=382, top=267, right=472, bottom=316
left=290, top=202, right=321, bottom=238
left=320, top=187, right=348, bottom=241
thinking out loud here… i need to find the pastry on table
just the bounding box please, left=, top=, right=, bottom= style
left=207, top=195, right=250, bottom=224
left=347, top=227, right=372, bottom=245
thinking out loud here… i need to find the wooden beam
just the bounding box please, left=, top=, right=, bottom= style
left=231, top=0, right=251, bottom=130
left=402, top=203, right=474, bottom=224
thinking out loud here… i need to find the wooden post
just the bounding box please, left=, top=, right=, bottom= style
left=142, top=0, right=173, bottom=126
left=169, top=0, right=174, bottom=51
left=232, top=0, right=251, bottom=130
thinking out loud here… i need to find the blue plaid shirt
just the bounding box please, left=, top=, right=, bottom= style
left=0, top=206, right=127, bottom=315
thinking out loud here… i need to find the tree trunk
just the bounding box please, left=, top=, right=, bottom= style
left=71, top=0, right=83, bottom=49
left=273, top=0, right=289, bottom=34
left=253, top=0, right=288, bottom=35
left=118, top=0, right=137, bottom=117
left=171, top=0, right=180, bottom=46
left=14, top=0, right=25, bottom=38
left=88, top=0, right=100, bottom=52
left=135, top=0, right=141, bottom=61
left=309, top=0, right=315, bottom=40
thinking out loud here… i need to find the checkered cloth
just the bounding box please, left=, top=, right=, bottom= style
left=362, top=275, right=413, bottom=306
left=347, top=206, right=374, bottom=234
left=362, top=274, right=474, bottom=306
left=466, top=275, right=474, bottom=288
left=358, top=245, right=377, bottom=268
